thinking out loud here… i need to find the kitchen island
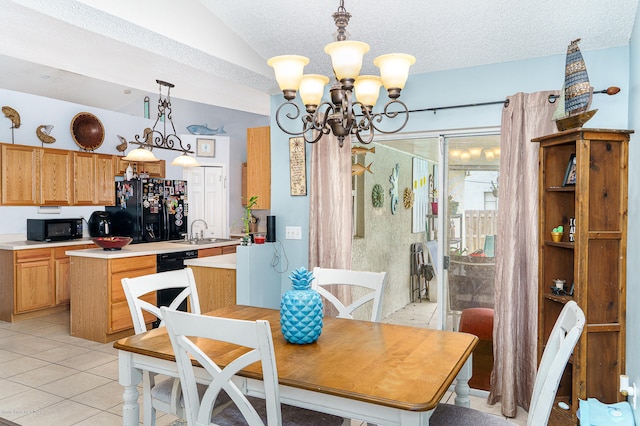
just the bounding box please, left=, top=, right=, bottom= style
left=184, top=254, right=236, bottom=313
left=67, top=239, right=239, bottom=343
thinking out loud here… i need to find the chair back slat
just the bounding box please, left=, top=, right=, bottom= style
left=122, top=268, right=201, bottom=333
left=528, top=300, right=585, bottom=425
left=312, top=267, right=386, bottom=321
left=162, top=308, right=282, bottom=426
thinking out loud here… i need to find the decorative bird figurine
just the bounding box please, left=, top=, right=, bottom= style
left=36, top=125, right=56, bottom=144
left=2, top=106, right=21, bottom=128
left=116, top=135, right=129, bottom=152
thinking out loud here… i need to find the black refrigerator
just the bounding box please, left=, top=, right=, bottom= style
left=106, top=178, right=188, bottom=243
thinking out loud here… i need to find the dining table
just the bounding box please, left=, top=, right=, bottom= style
left=115, top=305, right=478, bottom=426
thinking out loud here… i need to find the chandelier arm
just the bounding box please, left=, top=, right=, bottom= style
left=367, top=100, right=411, bottom=135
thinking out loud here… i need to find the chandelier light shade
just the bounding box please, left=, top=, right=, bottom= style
left=171, top=152, right=199, bottom=167
left=268, top=0, right=415, bottom=147
left=354, top=75, right=383, bottom=107
left=123, top=146, right=157, bottom=162
left=299, top=74, right=330, bottom=109
left=124, top=80, right=198, bottom=167
left=267, top=55, right=310, bottom=100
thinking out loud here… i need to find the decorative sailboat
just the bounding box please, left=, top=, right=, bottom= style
left=553, top=38, right=597, bottom=131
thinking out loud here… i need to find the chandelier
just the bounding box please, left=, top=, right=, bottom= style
left=268, top=0, right=415, bottom=147
left=124, top=80, right=199, bottom=167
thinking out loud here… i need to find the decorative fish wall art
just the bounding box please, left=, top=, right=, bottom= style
left=351, top=145, right=375, bottom=156
left=186, top=124, right=226, bottom=135
left=352, top=162, right=373, bottom=176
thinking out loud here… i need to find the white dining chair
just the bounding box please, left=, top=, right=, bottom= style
left=161, top=307, right=346, bottom=425
left=430, top=300, right=585, bottom=425
left=121, top=268, right=203, bottom=426
left=311, top=267, right=387, bottom=322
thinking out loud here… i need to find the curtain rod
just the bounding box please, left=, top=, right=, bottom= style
left=406, top=86, right=620, bottom=114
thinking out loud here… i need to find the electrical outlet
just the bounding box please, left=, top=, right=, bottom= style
left=285, top=226, right=302, bottom=240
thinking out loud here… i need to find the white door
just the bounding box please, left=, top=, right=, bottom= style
left=184, top=166, right=227, bottom=238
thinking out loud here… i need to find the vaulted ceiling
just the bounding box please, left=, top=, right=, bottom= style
left=0, top=0, right=637, bottom=116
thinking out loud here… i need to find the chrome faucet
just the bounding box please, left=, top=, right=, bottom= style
left=189, top=219, right=208, bottom=240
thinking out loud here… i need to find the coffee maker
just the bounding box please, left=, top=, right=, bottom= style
left=88, top=211, right=111, bottom=237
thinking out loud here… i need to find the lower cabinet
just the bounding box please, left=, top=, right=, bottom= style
left=70, top=254, right=157, bottom=343
left=0, top=244, right=93, bottom=322
left=15, top=248, right=54, bottom=313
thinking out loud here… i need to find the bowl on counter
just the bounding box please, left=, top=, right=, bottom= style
left=92, top=236, right=133, bottom=251
left=254, top=234, right=266, bottom=244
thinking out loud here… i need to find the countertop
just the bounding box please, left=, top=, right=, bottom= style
left=0, top=237, right=240, bottom=258
left=65, top=239, right=241, bottom=259
left=0, top=238, right=95, bottom=250
left=185, top=253, right=236, bottom=269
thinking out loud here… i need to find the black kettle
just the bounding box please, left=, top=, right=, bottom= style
left=88, top=211, right=111, bottom=237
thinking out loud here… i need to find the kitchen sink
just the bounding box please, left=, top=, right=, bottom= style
left=170, top=238, right=233, bottom=245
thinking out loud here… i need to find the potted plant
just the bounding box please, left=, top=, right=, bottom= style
left=448, top=195, right=459, bottom=215
left=242, top=195, right=259, bottom=245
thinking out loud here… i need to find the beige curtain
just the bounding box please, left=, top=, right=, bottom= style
left=309, top=132, right=353, bottom=315
left=488, top=91, right=558, bottom=417
left=309, top=132, right=352, bottom=268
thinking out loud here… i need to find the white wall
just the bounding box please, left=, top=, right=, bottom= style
left=626, top=4, right=640, bottom=423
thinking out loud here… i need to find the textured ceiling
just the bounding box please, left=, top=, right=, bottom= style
left=0, top=0, right=637, bottom=116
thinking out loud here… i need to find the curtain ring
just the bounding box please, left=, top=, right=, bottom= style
left=503, top=99, right=510, bottom=108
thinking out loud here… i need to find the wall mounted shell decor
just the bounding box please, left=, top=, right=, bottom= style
left=2, top=106, right=20, bottom=128
left=372, top=184, right=384, bottom=208
left=389, top=163, right=399, bottom=215
left=36, top=125, right=56, bottom=144
left=403, top=188, right=414, bottom=209
left=2, top=105, right=20, bottom=144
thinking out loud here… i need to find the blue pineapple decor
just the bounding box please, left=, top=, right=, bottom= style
left=280, top=267, right=324, bottom=344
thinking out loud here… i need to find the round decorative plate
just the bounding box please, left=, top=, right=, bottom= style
left=372, top=184, right=384, bottom=208
left=70, top=112, right=105, bottom=151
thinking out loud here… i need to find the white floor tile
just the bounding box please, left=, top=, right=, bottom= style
left=38, top=371, right=112, bottom=398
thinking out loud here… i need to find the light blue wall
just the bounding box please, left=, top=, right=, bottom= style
left=269, top=47, right=630, bottom=297
left=627, top=4, right=640, bottom=422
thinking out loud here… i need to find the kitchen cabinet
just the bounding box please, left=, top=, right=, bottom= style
left=0, top=243, right=94, bottom=322
left=73, top=152, right=116, bottom=206
left=198, top=247, right=222, bottom=257
left=54, top=245, right=95, bottom=305
left=15, top=248, right=54, bottom=313
left=246, top=126, right=270, bottom=209
left=533, top=129, right=631, bottom=425
left=0, top=143, right=116, bottom=206
left=40, top=148, right=73, bottom=205
left=70, top=254, right=157, bottom=343
left=115, top=157, right=166, bottom=178
left=0, top=143, right=39, bottom=205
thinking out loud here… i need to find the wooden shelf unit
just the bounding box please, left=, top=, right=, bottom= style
left=533, top=128, right=631, bottom=425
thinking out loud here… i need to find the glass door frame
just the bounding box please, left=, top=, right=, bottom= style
left=375, top=126, right=500, bottom=330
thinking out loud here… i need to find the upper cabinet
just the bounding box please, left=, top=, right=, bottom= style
left=115, top=157, right=166, bottom=179
left=1, top=143, right=39, bottom=205
left=0, top=143, right=116, bottom=206
left=74, top=152, right=115, bottom=206
left=40, top=148, right=73, bottom=205
left=246, top=126, right=270, bottom=209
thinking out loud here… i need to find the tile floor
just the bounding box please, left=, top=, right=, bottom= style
left=0, top=302, right=527, bottom=425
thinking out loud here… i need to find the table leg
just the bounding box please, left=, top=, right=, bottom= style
left=119, top=351, right=143, bottom=426
left=454, top=355, right=472, bottom=408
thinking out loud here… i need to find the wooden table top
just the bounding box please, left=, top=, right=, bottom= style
left=114, top=305, right=477, bottom=412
